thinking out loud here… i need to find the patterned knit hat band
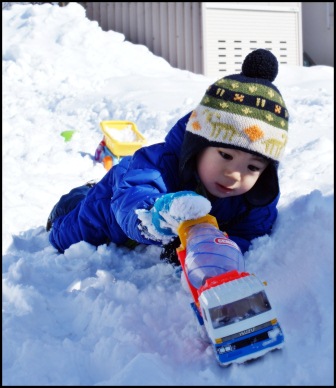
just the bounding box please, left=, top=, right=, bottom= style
left=203, top=77, right=289, bottom=130
left=187, top=105, right=287, bottom=161
left=185, top=49, right=289, bottom=162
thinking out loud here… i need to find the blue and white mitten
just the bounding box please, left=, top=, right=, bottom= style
left=136, top=191, right=211, bottom=243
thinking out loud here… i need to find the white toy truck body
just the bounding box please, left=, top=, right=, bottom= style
left=196, top=271, right=284, bottom=366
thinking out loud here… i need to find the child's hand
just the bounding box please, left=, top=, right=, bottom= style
left=136, top=191, right=211, bottom=242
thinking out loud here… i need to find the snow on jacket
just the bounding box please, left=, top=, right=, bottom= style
left=49, top=112, right=279, bottom=253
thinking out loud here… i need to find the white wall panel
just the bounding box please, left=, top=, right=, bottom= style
left=202, top=4, right=302, bottom=78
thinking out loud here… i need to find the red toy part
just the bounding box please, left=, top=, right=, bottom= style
left=177, top=248, right=200, bottom=308
left=94, top=139, right=107, bottom=162
left=199, top=270, right=250, bottom=295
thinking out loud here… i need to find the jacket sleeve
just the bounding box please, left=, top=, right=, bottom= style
left=109, top=114, right=191, bottom=244
left=110, top=144, right=180, bottom=244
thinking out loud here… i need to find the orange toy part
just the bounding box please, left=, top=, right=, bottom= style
left=103, top=156, right=113, bottom=171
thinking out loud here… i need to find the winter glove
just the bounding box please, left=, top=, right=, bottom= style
left=136, top=191, right=212, bottom=244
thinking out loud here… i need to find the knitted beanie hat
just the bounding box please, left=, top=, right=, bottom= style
left=179, top=49, right=289, bottom=206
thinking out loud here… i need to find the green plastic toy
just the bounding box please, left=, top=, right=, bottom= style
left=60, top=130, right=77, bottom=142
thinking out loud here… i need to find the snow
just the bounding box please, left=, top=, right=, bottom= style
left=2, top=3, right=334, bottom=386
left=104, top=124, right=139, bottom=142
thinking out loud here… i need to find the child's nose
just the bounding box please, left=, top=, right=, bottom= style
left=224, top=170, right=241, bottom=183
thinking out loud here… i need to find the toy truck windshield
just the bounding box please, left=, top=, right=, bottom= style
left=208, top=291, right=271, bottom=329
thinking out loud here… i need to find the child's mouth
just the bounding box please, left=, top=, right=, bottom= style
left=216, top=183, right=234, bottom=193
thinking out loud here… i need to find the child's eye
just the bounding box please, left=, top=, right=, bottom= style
left=248, top=165, right=260, bottom=172
left=219, top=151, right=232, bottom=160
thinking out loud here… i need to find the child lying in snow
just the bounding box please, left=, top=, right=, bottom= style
left=46, top=49, right=289, bottom=264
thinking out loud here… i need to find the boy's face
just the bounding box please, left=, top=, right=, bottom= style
left=197, top=147, right=269, bottom=199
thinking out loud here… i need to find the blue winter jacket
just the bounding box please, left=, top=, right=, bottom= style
left=49, top=112, right=279, bottom=254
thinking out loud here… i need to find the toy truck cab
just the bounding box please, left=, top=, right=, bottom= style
left=197, top=271, right=284, bottom=366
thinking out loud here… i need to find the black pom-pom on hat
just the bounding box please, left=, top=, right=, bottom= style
left=242, top=49, right=278, bottom=82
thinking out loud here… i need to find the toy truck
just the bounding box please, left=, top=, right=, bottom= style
left=94, top=120, right=146, bottom=170
left=176, top=215, right=285, bottom=367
